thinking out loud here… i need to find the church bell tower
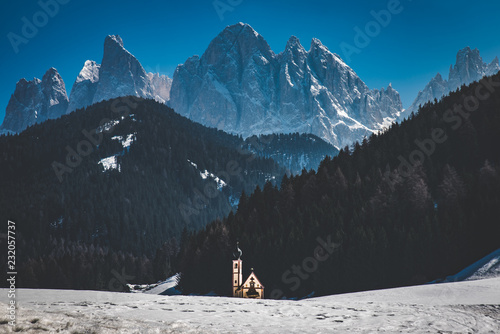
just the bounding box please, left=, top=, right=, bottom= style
left=232, top=242, right=243, bottom=297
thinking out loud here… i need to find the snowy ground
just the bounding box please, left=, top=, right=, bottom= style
left=1, top=277, right=499, bottom=333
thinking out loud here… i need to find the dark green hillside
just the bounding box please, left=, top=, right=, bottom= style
left=0, top=97, right=285, bottom=290
left=178, top=73, right=500, bottom=298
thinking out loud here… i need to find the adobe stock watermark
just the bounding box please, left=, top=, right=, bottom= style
left=384, top=75, right=500, bottom=190
left=270, top=235, right=341, bottom=299
left=7, top=0, right=71, bottom=54
left=339, top=0, right=411, bottom=63
left=108, top=267, right=135, bottom=292
left=51, top=96, right=139, bottom=183
left=6, top=220, right=17, bottom=327
left=213, top=0, right=243, bottom=21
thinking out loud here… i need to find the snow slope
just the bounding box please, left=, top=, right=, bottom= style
left=438, top=248, right=500, bottom=283
left=1, top=277, right=499, bottom=333
left=128, top=274, right=181, bottom=295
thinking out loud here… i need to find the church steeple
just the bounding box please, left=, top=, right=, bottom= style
left=232, top=242, right=243, bottom=297
left=235, top=241, right=242, bottom=260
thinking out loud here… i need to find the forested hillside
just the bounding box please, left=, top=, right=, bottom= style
left=244, top=133, right=339, bottom=175
left=178, top=74, right=500, bottom=298
left=0, top=97, right=286, bottom=290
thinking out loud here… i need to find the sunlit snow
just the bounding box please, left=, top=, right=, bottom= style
left=97, top=119, right=120, bottom=133
left=98, top=155, right=120, bottom=172
left=112, top=133, right=135, bottom=149
left=188, top=160, right=226, bottom=190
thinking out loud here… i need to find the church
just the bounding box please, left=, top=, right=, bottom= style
left=232, top=243, right=264, bottom=299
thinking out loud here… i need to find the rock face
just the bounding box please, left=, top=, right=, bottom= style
left=68, top=35, right=172, bottom=113
left=147, top=73, right=171, bottom=104
left=408, top=47, right=500, bottom=113
left=169, top=23, right=403, bottom=148
left=0, top=68, right=69, bottom=133
left=67, top=60, right=100, bottom=112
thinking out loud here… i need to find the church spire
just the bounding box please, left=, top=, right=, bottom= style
left=235, top=241, right=242, bottom=260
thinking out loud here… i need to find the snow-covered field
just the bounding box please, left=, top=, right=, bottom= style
left=1, top=277, right=499, bottom=333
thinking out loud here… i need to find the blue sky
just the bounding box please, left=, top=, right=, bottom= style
left=1, top=0, right=500, bottom=123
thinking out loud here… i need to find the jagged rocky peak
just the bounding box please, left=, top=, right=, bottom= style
left=101, top=35, right=129, bottom=66
left=308, top=37, right=355, bottom=76
left=92, top=34, right=148, bottom=103
left=309, top=38, right=346, bottom=64
left=67, top=60, right=101, bottom=112
left=432, top=72, right=445, bottom=82
left=408, top=47, right=500, bottom=114
left=41, top=68, right=69, bottom=112
left=68, top=35, right=172, bottom=112
left=282, top=36, right=306, bottom=63
left=383, top=83, right=398, bottom=96
left=425, top=73, right=448, bottom=94
left=76, top=60, right=100, bottom=83
left=486, top=56, right=500, bottom=74
left=286, top=35, right=302, bottom=49
left=279, top=36, right=307, bottom=86
left=309, top=38, right=330, bottom=60
left=91, top=34, right=172, bottom=105
left=204, top=22, right=275, bottom=65
left=106, top=34, right=124, bottom=48
left=310, top=37, right=333, bottom=53
left=1, top=68, right=68, bottom=133
left=448, top=46, right=484, bottom=90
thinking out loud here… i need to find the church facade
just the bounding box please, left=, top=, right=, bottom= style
left=232, top=244, right=264, bottom=299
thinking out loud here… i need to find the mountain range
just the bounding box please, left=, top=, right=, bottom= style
left=0, top=35, right=172, bottom=134
left=1, top=23, right=498, bottom=150
left=407, top=46, right=500, bottom=113
left=170, top=23, right=403, bottom=149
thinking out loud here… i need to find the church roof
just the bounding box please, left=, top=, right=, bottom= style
left=242, top=270, right=265, bottom=288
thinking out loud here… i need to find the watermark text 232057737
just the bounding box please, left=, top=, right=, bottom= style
left=7, top=221, right=16, bottom=272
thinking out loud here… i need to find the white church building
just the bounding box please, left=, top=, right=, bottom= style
left=232, top=243, right=264, bottom=299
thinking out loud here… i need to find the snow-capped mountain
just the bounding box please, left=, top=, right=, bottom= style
left=68, top=35, right=172, bottom=113
left=169, top=23, right=403, bottom=148
left=0, top=68, right=69, bottom=134
left=408, top=47, right=500, bottom=113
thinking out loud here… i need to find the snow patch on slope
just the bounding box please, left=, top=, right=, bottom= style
left=128, top=274, right=180, bottom=295
left=188, top=160, right=227, bottom=190
left=112, top=133, right=136, bottom=149
left=97, top=119, right=120, bottom=133
left=98, top=155, right=120, bottom=172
